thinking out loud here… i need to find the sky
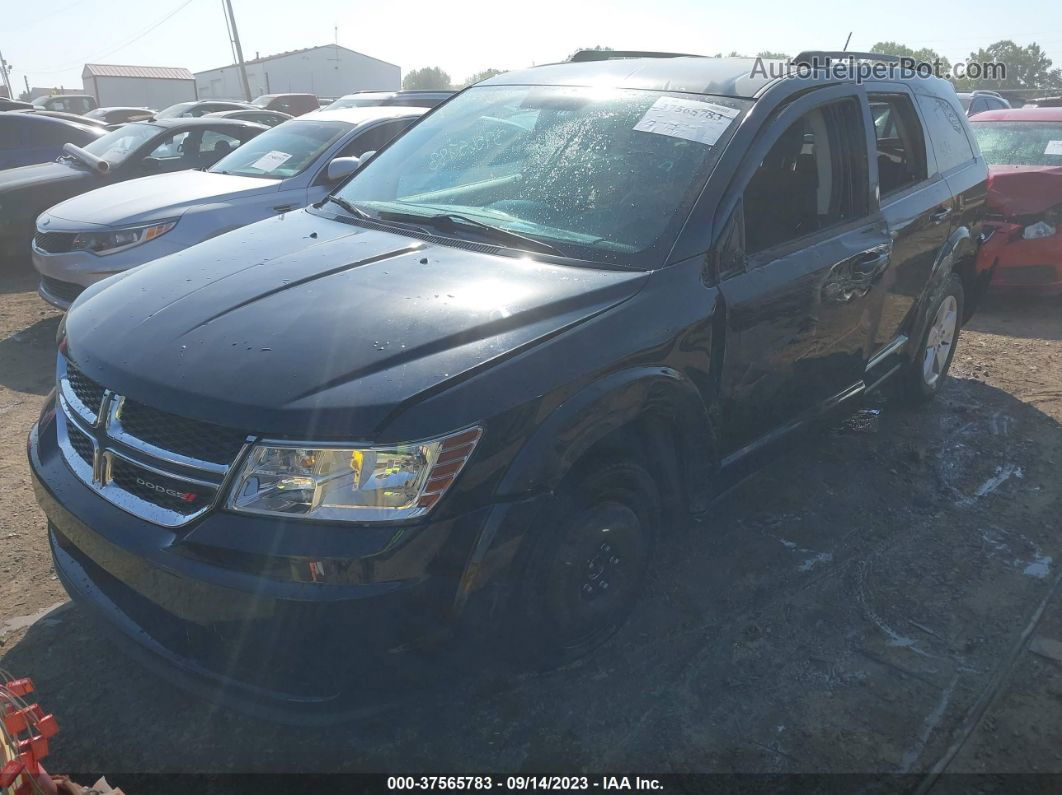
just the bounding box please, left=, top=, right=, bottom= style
left=4, top=0, right=1062, bottom=95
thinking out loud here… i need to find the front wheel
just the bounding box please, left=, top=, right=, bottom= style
left=900, top=274, right=964, bottom=403
left=508, top=460, right=659, bottom=667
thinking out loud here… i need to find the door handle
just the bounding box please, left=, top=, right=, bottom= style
left=852, top=248, right=890, bottom=276
left=273, top=203, right=298, bottom=213
left=930, top=207, right=953, bottom=225
left=823, top=246, right=891, bottom=303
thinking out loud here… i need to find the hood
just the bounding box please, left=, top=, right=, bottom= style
left=986, top=165, right=1062, bottom=218
left=45, top=170, right=279, bottom=227
left=0, top=160, right=91, bottom=195
left=64, top=210, right=647, bottom=438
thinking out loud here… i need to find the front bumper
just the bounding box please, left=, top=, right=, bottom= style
left=28, top=411, right=522, bottom=711
left=32, top=235, right=187, bottom=309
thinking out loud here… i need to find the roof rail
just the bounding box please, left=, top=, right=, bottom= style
left=569, top=49, right=702, bottom=63
left=792, top=50, right=930, bottom=69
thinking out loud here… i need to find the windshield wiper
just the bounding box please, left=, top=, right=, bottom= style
left=322, top=195, right=375, bottom=221
left=377, top=210, right=562, bottom=256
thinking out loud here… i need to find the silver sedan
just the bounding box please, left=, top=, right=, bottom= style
left=33, top=106, right=425, bottom=309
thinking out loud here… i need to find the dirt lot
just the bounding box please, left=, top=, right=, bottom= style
left=3, top=264, right=1062, bottom=786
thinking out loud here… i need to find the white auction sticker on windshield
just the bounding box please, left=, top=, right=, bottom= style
left=633, top=97, right=739, bottom=146
left=1045, top=140, right=1062, bottom=156
left=251, top=150, right=293, bottom=170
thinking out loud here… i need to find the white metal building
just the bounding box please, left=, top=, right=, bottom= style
left=194, top=45, right=400, bottom=101
left=82, top=64, right=196, bottom=108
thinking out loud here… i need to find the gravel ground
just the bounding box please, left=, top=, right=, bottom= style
left=2, top=264, right=1062, bottom=788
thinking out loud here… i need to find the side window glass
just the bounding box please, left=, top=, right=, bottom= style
left=145, top=131, right=192, bottom=162
left=969, top=98, right=987, bottom=115
left=868, top=93, right=928, bottom=196
left=916, top=95, right=976, bottom=173
left=743, top=100, right=869, bottom=255
left=338, top=121, right=412, bottom=158
left=200, top=130, right=240, bottom=161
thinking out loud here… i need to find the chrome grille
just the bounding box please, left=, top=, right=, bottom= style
left=65, top=364, right=105, bottom=419
left=117, top=398, right=247, bottom=466
left=56, top=357, right=252, bottom=527
left=108, top=458, right=210, bottom=516
left=66, top=421, right=95, bottom=467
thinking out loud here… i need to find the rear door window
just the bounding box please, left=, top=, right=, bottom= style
left=916, top=95, right=977, bottom=173
left=869, top=93, right=929, bottom=196
left=743, top=99, right=870, bottom=255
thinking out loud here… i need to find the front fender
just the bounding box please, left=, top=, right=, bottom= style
left=452, top=366, right=718, bottom=617
left=912, top=225, right=976, bottom=343
left=496, top=366, right=717, bottom=509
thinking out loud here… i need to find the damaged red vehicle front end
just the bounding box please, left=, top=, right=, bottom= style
left=971, top=108, right=1062, bottom=294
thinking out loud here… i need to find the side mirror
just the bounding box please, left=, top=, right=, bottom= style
left=326, top=156, right=361, bottom=182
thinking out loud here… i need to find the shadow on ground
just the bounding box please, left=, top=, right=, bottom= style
left=0, top=315, right=61, bottom=395
left=1, top=257, right=37, bottom=294
left=968, top=294, right=1062, bottom=341
left=4, top=375, right=1062, bottom=783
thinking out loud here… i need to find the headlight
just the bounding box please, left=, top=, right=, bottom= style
left=227, top=427, right=481, bottom=522
left=1023, top=221, right=1057, bottom=240
left=1023, top=205, right=1061, bottom=240
left=71, top=219, right=177, bottom=254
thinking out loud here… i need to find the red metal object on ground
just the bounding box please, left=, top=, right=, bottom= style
left=2, top=671, right=59, bottom=795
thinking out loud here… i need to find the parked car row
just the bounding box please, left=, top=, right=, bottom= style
left=24, top=50, right=1004, bottom=710
left=0, top=117, right=269, bottom=260
left=33, top=106, right=425, bottom=307
left=0, top=90, right=454, bottom=175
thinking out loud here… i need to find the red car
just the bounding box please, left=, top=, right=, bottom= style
left=971, top=107, right=1062, bottom=294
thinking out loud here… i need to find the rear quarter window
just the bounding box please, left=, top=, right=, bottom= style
left=916, top=95, right=977, bottom=173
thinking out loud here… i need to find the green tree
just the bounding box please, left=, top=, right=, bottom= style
left=954, top=40, right=1062, bottom=92
left=870, top=41, right=951, bottom=73
left=567, top=45, right=613, bottom=61
left=458, top=68, right=506, bottom=88
left=403, top=66, right=452, bottom=90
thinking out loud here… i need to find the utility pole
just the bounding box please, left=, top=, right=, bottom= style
left=222, top=0, right=252, bottom=101
left=0, top=48, right=13, bottom=100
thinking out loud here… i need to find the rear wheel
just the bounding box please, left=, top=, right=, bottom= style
left=510, top=460, right=658, bottom=667
left=900, top=274, right=964, bottom=403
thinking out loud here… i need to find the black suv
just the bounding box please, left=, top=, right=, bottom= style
left=30, top=51, right=987, bottom=708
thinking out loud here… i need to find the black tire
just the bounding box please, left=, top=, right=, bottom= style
left=899, top=274, right=964, bottom=404
left=508, top=459, right=659, bottom=667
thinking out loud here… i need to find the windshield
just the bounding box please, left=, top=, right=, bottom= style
left=209, top=120, right=350, bottom=178
left=154, top=102, right=195, bottom=119
left=973, top=121, right=1062, bottom=166
left=332, top=85, right=747, bottom=268
left=252, top=96, right=274, bottom=108
left=79, top=123, right=161, bottom=164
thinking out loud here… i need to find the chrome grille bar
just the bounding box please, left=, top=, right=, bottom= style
left=54, top=356, right=254, bottom=528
